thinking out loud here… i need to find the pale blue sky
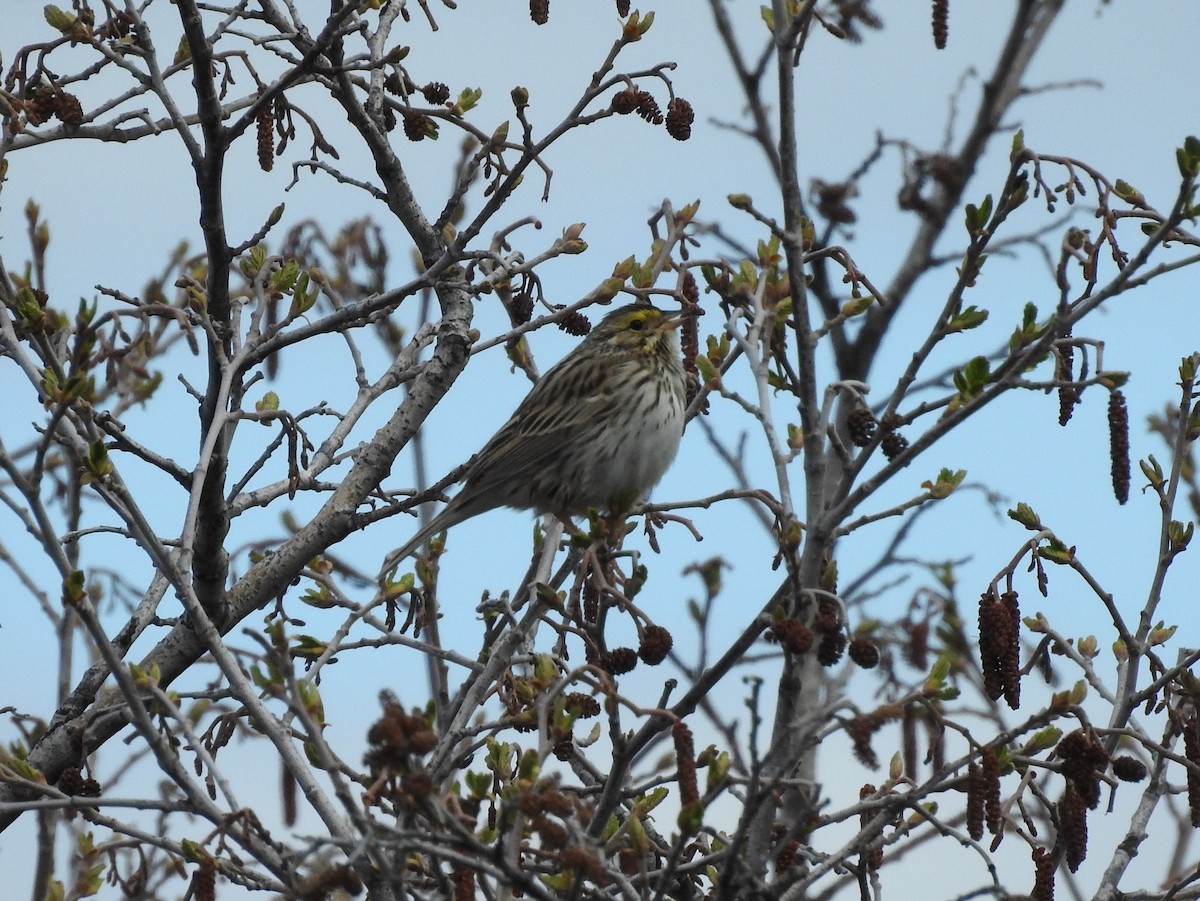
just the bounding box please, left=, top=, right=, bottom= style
left=3, top=2, right=1200, bottom=896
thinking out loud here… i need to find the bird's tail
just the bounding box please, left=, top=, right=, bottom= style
left=377, top=511, right=452, bottom=581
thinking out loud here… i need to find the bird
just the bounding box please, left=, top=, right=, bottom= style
left=380, top=303, right=688, bottom=573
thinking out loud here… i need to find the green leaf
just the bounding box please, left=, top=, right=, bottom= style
left=633, top=787, right=669, bottom=815
left=951, top=356, right=991, bottom=400
left=1113, top=179, right=1144, bottom=204
left=271, top=260, right=300, bottom=293
left=1007, top=502, right=1043, bottom=530
left=924, top=468, right=966, bottom=499
left=1168, top=520, right=1194, bottom=552
left=1021, top=726, right=1062, bottom=754
left=945, top=305, right=989, bottom=333
left=455, top=87, right=483, bottom=114
left=1039, top=539, right=1075, bottom=565
left=964, top=194, right=994, bottom=235
left=678, top=800, right=704, bottom=834
left=1148, top=622, right=1178, bottom=646
left=1010, top=129, right=1025, bottom=159
left=532, top=582, right=564, bottom=609
left=1140, top=454, right=1165, bottom=489
left=62, top=570, right=85, bottom=607
left=256, top=391, right=280, bottom=414
left=81, top=440, right=113, bottom=485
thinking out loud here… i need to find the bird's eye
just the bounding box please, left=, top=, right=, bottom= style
left=628, top=317, right=646, bottom=331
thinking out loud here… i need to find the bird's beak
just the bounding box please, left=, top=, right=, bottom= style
left=659, top=312, right=687, bottom=331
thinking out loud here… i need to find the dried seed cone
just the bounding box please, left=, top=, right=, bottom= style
left=847, top=406, right=877, bottom=446
left=638, top=624, right=673, bottom=665
left=666, top=97, right=694, bottom=141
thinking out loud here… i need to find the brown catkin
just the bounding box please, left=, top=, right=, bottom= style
left=1000, top=590, right=1021, bottom=710
left=1032, top=846, right=1054, bottom=901
left=673, top=721, right=699, bottom=807
left=453, top=863, right=474, bottom=901
left=979, top=591, right=1006, bottom=702
left=906, top=620, right=929, bottom=670
left=859, top=784, right=883, bottom=871
left=901, top=705, right=918, bottom=778
left=1056, top=729, right=1108, bottom=810
left=193, top=857, right=216, bottom=901
left=281, top=763, right=297, bottom=827
left=965, top=763, right=985, bottom=841
left=1108, top=389, right=1130, bottom=504
left=931, top=0, right=949, bottom=48
left=848, top=715, right=880, bottom=769
left=256, top=99, right=275, bottom=172
left=1183, top=714, right=1200, bottom=827
left=530, top=0, right=549, bottom=24
left=981, top=746, right=1002, bottom=835
left=1057, top=340, right=1079, bottom=426
left=1060, top=781, right=1088, bottom=872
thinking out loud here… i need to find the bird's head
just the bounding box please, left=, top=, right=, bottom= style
left=585, top=304, right=684, bottom=356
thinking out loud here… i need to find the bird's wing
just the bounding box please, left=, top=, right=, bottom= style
left=457, top=355, right=618, bottom=500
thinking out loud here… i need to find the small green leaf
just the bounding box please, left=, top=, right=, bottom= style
left=179, top=839, right=206, bottom=863
left=1113, top=179, right=1144, bottom=205
left=62, top=570, right=85, bottom=607
left=455, top=87, right=482, bottom=114
left=532, top=582, right=564, bottom=608
left=945, top=305, right=989, bottom=333
left=1148, top=622, right=1178, bottom=646
left=1021, top=726, right=1062, bottom=754
left=81, top=441, right=113, bottom=484
left=256, top=391, right=280, bottom=414
left=924, top=468, right=966, bottom=499
left=1008, top=502, right=1043, bottom=530
left=1010, top=129, right=1025, bottom=159
left=1168, top=520, right=1194, bottom=552
left=1140, top=455, right=1165, bottom=489
left=271, top=260, right=300, bottom=293
left=1039, top=539, right=1075, bottom=565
